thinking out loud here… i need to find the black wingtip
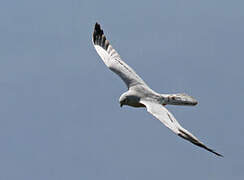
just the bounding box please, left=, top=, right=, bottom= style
left=215, top=152, right=224, bottom=157
left=178, top=133, right=223, bottom=158
left=94, top=22, right=103, bottom=35
left=210, top=148, right=224, bottom=157
left=93, top=22, right=110, bottom=50
left=202, top=144, right=223, bottom=157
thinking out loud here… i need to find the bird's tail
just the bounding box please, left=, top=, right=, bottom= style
left=161, top=93, right=198, bottom=106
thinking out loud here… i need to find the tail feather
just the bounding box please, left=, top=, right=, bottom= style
left=162, top=93, right=198, bottom=106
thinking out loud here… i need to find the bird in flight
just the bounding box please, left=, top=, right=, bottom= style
left=92, top=22, right=222, bottom=157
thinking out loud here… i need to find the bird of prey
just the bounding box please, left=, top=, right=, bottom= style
left=92, top=22, right=222, bottom=157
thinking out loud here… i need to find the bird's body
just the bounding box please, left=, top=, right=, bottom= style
left=92, top=22, right=222, bottom=157
left=119, top=85, right=160, bottom=108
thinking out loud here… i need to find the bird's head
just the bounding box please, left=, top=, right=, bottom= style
left=119, top=93, right=129, bottom=107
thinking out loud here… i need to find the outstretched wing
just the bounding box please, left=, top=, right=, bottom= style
left=92, top=22, right=147, bottom=89
left=140, top=100, right=223, bottom=157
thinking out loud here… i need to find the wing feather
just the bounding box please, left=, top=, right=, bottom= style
left=92, top=22, right=147, bottom=89
left=140, top=100, right=223, bottom=157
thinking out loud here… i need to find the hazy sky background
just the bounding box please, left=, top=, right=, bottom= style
left=0, top=0, right=244, bottom=179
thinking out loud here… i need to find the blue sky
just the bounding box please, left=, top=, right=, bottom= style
left=0, top=0, right=244, bottom=179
